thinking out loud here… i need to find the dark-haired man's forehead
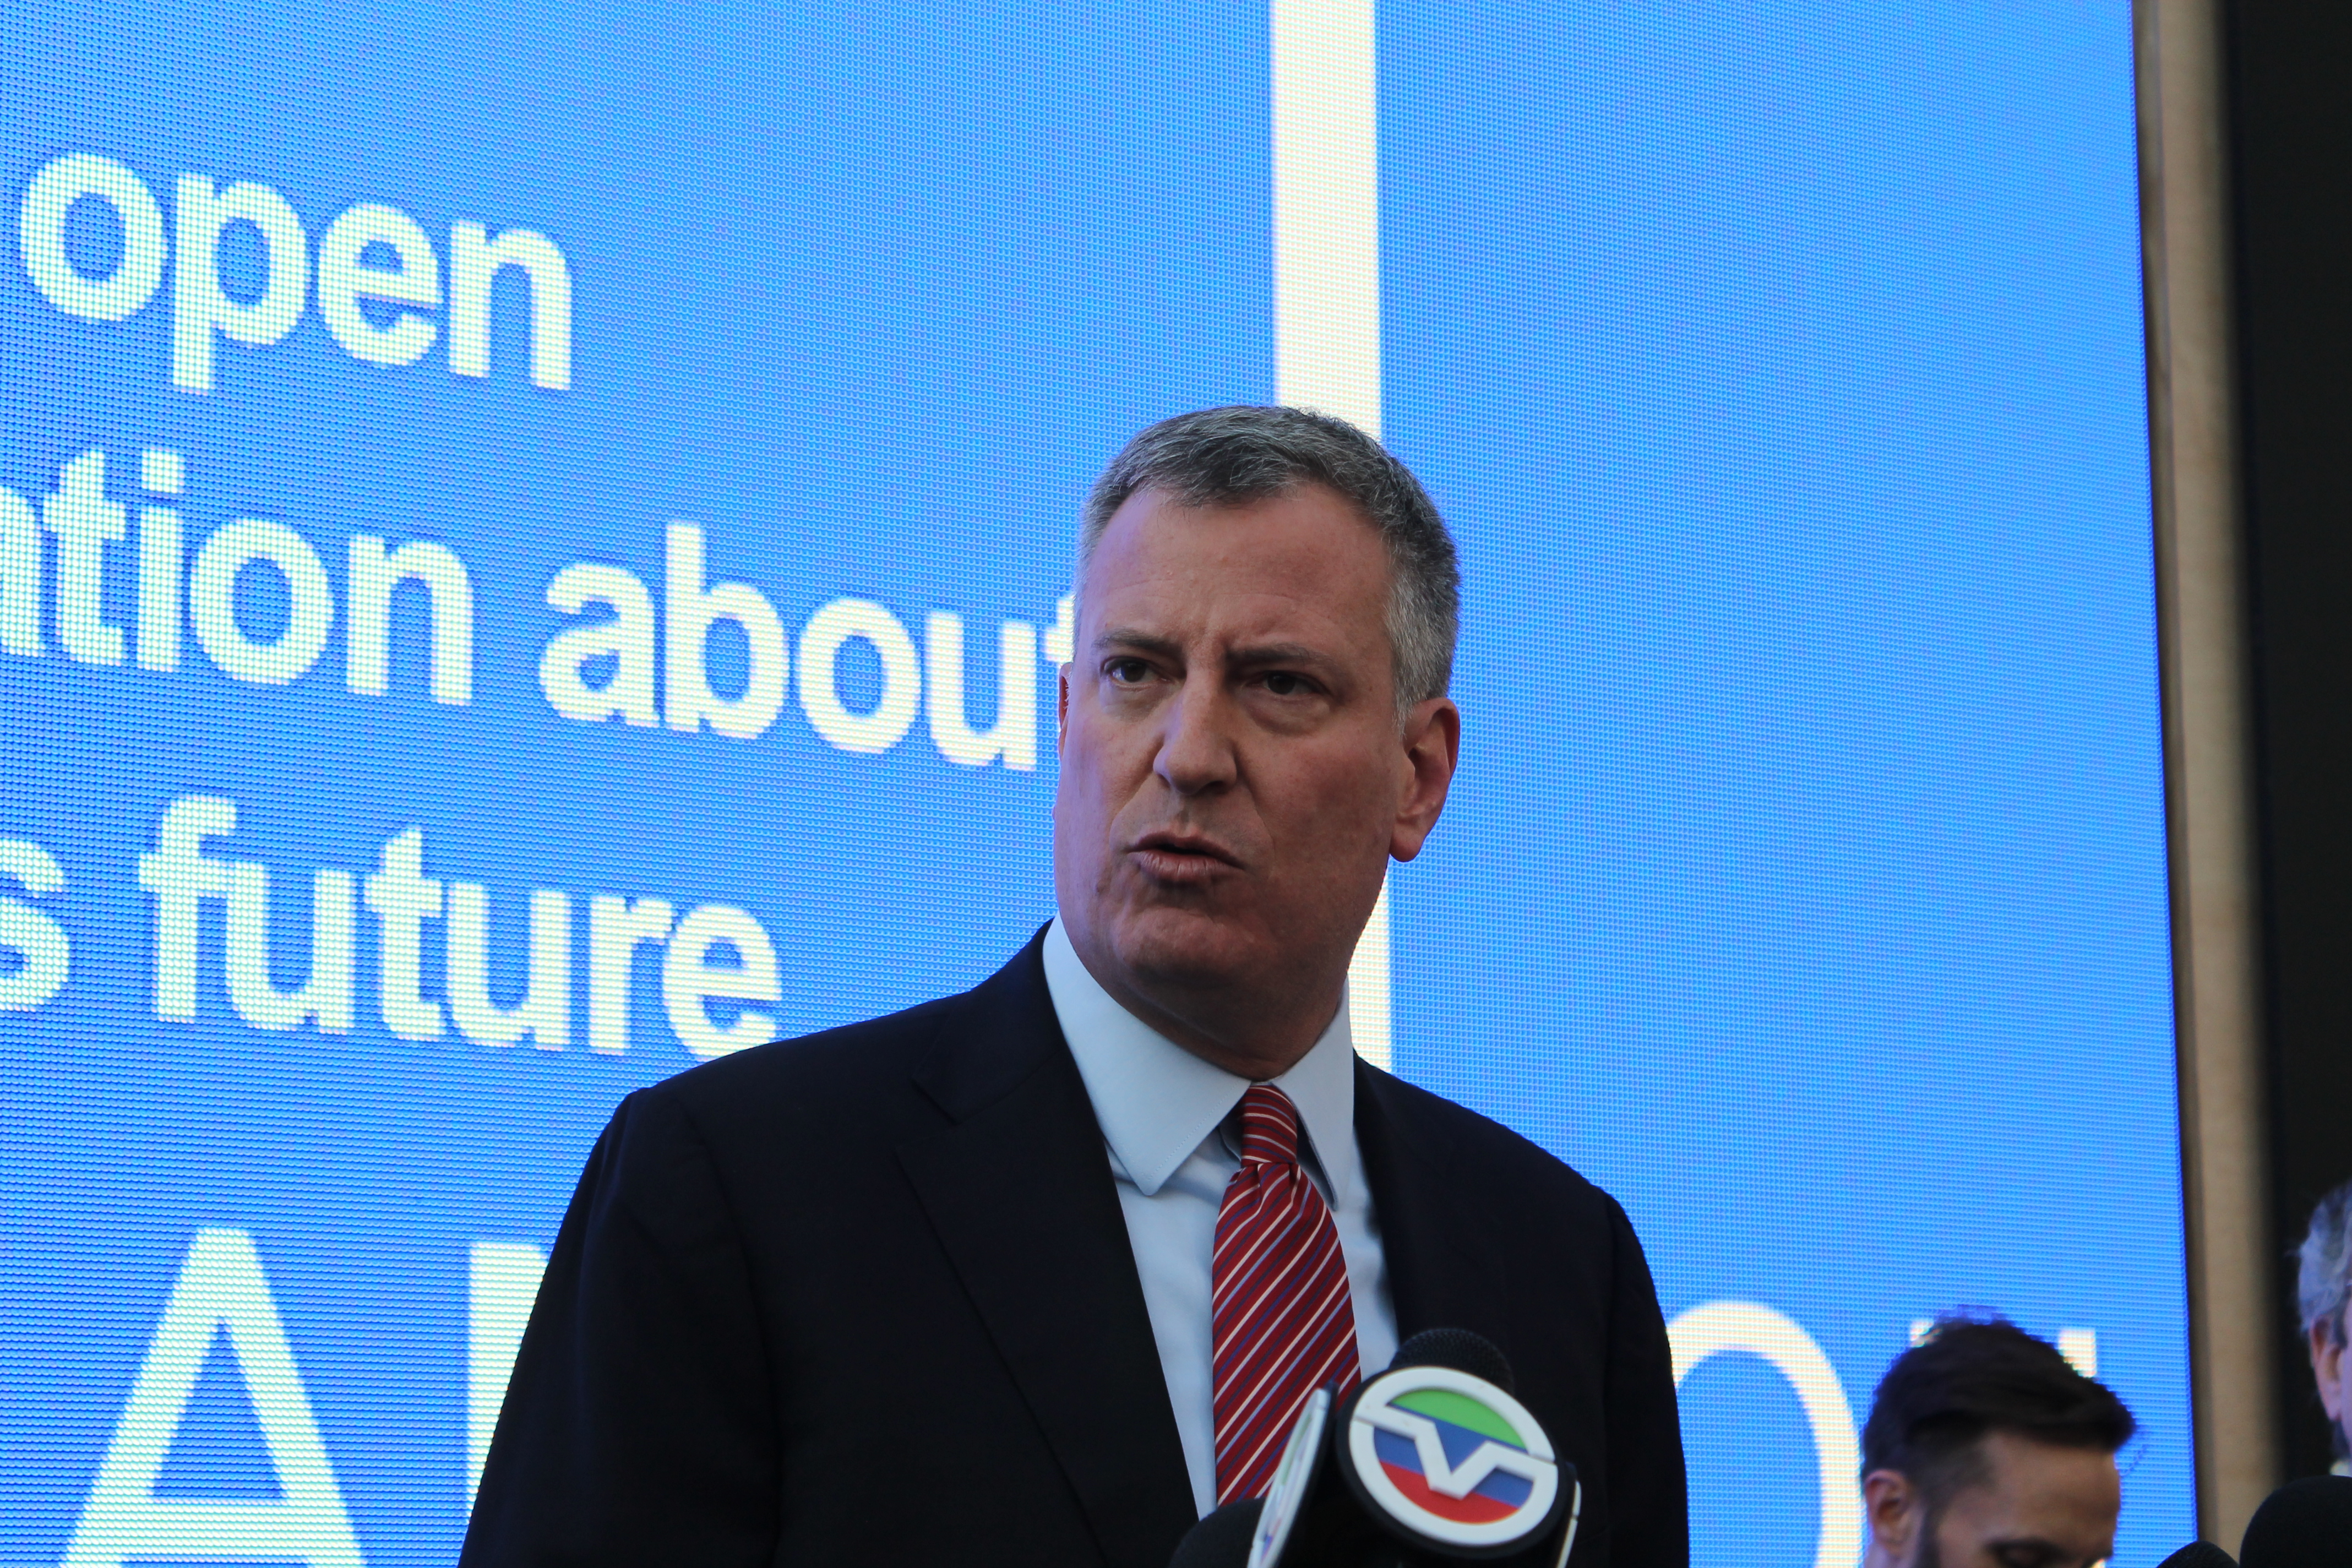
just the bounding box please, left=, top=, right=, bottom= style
left=1939, top=1430, right=2120, bottom=1561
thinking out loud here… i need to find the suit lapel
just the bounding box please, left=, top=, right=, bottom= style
left=1356, top=1061, right=1510, bottom=1351
left=896, top=935, right=1196, bottom=1568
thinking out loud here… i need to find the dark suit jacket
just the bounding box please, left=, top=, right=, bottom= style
left=461, top=932, right=1687, bottom=1567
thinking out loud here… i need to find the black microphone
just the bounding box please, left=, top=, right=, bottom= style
left=2240, top=1476, right=2352, bottom=1567
left=1170, top=1499, right=1265, bottom=1568
left=1387, top=1327, right=1515, bottom=1393
left=2155, top=1544, right=2237, bottom=1568
left=1164, top=1329, right=1577, bottom=1567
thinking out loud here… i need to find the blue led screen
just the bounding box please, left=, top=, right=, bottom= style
left=0, top=1, right=2185, bottom=1563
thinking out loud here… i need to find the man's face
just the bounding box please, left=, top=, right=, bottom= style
left=1868, top=1431, right=2120, bottom=1568
left=2309, top=1306, right=2350, bottom=1451
left=1053, top=481, right=1457, bottom=1065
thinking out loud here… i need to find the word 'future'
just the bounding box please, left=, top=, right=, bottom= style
left=132, top=795, right=771, bottom=1060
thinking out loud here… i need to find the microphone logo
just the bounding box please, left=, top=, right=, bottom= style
left=1342, top=1365, right=1561, bottom=1551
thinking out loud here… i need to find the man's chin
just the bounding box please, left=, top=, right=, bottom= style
left=1101, top=907, right=1265, bottom=993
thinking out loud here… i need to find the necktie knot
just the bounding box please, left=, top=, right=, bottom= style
left=1235, top=1082, right=1303, bottom=1168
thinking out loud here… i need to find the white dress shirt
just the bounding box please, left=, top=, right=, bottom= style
left=1041, top=917, right=1399, bottom=1518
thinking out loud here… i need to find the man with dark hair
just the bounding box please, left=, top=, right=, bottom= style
left=1860, top=1314, right=2136, bottom=1568
left=461, top=407, right=1688, bottom=1566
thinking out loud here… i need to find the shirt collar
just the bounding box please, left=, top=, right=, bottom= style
left=1043, top=916, right=1358, bottom=1203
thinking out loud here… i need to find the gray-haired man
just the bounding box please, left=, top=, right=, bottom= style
left=2299, top=1179, right=2352, bottom=1474
left=462, top=407, right=1690, bottom=1567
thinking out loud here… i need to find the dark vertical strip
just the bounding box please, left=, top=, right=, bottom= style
left=2223, top=0, right=2352, bottom=1485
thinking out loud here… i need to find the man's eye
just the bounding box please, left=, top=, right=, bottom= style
left=1106, top=658, right=1152, bottom=684
left=1263, top=672, right=1309, bottom=696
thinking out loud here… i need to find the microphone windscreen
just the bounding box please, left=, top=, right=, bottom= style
left=1390, top=1326, right=1515, bottom=1393
left=1167, top=1498, right=1262, bottom=1568
left=2241, top=1476, right=2352, bottom=1567
left=2157, top=1543, right=2237, bottom=1568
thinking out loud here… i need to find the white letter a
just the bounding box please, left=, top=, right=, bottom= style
left=64, top=1227, right=364, bottom=1567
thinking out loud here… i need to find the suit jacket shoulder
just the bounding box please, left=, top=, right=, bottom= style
left=1361, top=1062, right=1621, bottom=1209
left=626, top=1003, right=916, bottom=1194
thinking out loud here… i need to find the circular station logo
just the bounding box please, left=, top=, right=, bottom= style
left=1342, top=1365, right=1562, bottom=1552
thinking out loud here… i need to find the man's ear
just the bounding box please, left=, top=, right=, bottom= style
left=1863, top=1468, right=1923, bottom=1566
left=1389, top=696, right=1461, bottom=862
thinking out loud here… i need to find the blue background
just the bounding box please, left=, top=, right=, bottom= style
left=0, top=0, right=2186, bottom=1562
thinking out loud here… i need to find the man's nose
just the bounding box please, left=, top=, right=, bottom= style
left=1154, top=678, right=1238, bottom=796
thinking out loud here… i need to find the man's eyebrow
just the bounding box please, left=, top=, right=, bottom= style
left=1087, top=629, right=1345, bottom=673
left=1224, top=640, right=1337, bottom=668
left=1091, top=627, right=1183, bottom=659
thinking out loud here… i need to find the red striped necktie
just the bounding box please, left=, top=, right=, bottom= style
left=1211, top=1082, right=1362, bottom=1503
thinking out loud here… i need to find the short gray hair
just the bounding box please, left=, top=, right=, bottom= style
left=1078, top=406, right=1461, bottom=710
left=2300, top=1179, right=2352, bottom=1346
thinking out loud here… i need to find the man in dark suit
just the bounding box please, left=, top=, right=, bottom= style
left=461, top=406, right=1688, bottom=1566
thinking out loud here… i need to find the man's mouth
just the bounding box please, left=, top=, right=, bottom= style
left=1126, top=831, right=1242, bottom=883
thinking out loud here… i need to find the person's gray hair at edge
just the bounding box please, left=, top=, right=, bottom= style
left=2301, top=1180, right=2352, bottom=1348
left=2301, top=1178, right=2352, bottom=1455
left=1077, top=405, right=1462, bottom=717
